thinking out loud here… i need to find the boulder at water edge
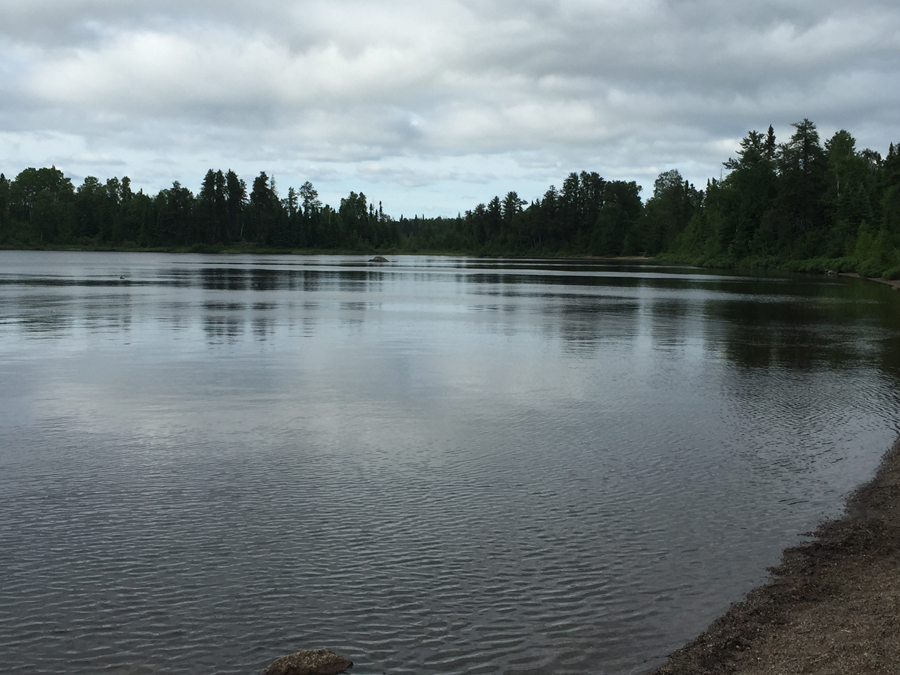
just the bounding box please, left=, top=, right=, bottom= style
left=262, top=648, right=353, bottom=675
left=369, top=256, right=389, bottom=263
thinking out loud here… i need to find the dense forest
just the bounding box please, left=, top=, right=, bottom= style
left=2, top=119, right=899, bottom=277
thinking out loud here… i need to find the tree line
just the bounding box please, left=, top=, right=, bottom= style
left=1, top=119, right=899, bottom=276
left=668, top=120, right=900, bottom=277
left=0, top=168, right=404, bottom=252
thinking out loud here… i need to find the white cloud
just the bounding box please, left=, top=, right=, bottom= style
left=1, top=0, right=899, bottom=214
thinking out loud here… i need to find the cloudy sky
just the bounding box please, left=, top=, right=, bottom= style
left=1, top=0, right=899, bottom=216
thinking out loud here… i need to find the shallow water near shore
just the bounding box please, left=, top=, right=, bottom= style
left=1, top=251, right=899, bottom=675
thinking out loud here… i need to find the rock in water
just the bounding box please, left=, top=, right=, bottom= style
left=262, top=648, right=353, bottom=675
left=368, top=256, right=389, bottom=263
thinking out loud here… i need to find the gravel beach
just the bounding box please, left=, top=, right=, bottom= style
left=648, top=438, right=900, bottom=674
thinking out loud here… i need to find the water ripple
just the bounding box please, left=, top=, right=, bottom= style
left=2, top=254, right=900, bottom=674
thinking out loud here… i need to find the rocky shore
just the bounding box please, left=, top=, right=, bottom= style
left=648, top=438, right=900, bottom=674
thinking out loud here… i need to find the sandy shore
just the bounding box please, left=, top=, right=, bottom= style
left=838, top=271, right=900, bottom=291
left=647, top=438, right=900, bottom=674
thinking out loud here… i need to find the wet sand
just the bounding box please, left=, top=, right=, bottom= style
left=648, top=438, right=900, bottom=674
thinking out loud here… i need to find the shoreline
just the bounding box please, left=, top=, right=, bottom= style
left=3, top=247, right=900, bottom=286
left=647, top=438, right=900, bottom=674
left=839, top=271, right=900, bottom=291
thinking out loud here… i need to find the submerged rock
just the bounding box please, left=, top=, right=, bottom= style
left=262, top=648, right=353, bottom=675
left=368, top=256, right=389, bottom=263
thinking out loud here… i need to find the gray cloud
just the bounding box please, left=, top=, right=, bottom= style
left=2, top=0, right=899, bottom=215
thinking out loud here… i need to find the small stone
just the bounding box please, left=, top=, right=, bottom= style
left=262, top=648, right=353, bottom=675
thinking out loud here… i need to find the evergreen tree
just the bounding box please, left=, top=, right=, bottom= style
left=0, top=174, right=9, bottom=242
left=298, top=181, right=321, bottom=247
left=225, top=170, right=246, bottom=242
left=637, top=170, right=699, bottom=255
left=721, top=129, right=779, bottom=256
left=339, top=191, right=371, bottom=247
left=590, top=180, right=642, bottom=256
left=155, top=181, right=194, bottom=246
left=249, top=172, right=281, bottom=245
left=777, top=119, right=827, bottom=250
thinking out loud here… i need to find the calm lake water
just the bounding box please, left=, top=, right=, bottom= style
left=1, top=251, right=899, bottom=675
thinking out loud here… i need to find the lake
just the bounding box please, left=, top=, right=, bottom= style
left=1, top=251, right=899, bottom=675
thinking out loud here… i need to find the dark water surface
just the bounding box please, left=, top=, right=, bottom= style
left=2, top=251, right=899, bottom=675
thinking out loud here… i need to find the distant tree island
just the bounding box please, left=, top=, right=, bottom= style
left=1, top=119, right=899, bottom=278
